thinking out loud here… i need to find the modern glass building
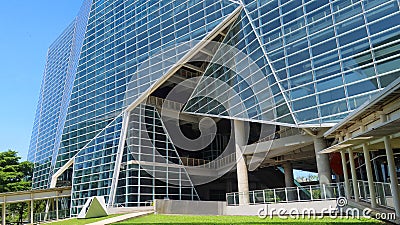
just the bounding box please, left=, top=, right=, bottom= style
left=28, top=0, right=92, bottom=189
left=29, top=0, right=400, bottom=216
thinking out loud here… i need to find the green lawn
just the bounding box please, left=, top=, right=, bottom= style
left=113, top=214, right=384, bottom=225
left=45, top=214, right=123, bottom=225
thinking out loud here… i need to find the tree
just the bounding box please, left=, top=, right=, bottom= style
left=0, top=150, right=33, bottom=224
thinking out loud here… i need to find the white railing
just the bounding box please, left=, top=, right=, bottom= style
left=147, top=96, right=183, bottom=111
left=226, top=183, right=344, bottom=206
left=354, top=180, right=398, bottom=210
left=181, top=153, right=236, bottom=169
left=256, top=127, right=302, bottom=144
left=181, top=157, right=210, bottom=167
left=176, top=68, right=202, bottom=78
left=227, top=180, right=400, bottom=209
left=201, top=153, right=236, bottom=169
left=34, top=209, right=70, bottom=223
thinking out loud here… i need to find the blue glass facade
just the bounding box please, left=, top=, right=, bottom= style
left=54, top=0, right=237, bottom=214
left=56, top=0, right=237, bottom=173
left=29, top=0, right=400, bottom=216
left=28, top=0, right=91, bottom=189
left=186, top=0, right=400, bottom=125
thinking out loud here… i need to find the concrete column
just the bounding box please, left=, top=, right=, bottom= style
left=234, top=120, right=249, bottom=205
left=283, top=162, right=296, bottom=201
left=340, top=150, right=351, bottom=199
left=383, top=135, right=400, bottom=216
left=313, top=136, right=332, bottom=185
left=348, top=149, right=360, bottom=202
left=380, top=113, right=400, bottom=216
left=283, top=162, right=295, bottom=188
left=362, top=144, right=377, bottom=208
left=30, top=199, right=34, bottom=224
left=2, top=202, right=5, bottom=225
left=56, top=196, right=59, bottom=221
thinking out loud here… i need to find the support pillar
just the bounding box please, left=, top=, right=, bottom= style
left=56, top=196, right=59, bottom=221
left=30, top=199, right=33, bottom=225
left=314, top=136, right=333, bottom=198
left=282, top=162, right=296, bottom=201
left=380, top=113, right=400, bottom=216
left=383, top=135, right=400, bottom=217
left=234, top=120, right=249, bottom=205
left=348, top=149, right=360, bottom=202
left=340, top=150, right=351, bottom=199
left=283, top=162, right=295, bottom=188
left=313, top=136, right=332, bottom=185
left=362, top=143, right=377, bottom=208
left=2, top=202, right=5, bottom=225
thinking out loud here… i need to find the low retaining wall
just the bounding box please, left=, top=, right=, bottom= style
left=154, top=199, right=225, bottom=215
left=108, top=206, right=154, bottom=215
left=226, top=200, right=338, bottom=216
left=154, top=199, right=338, bottom=216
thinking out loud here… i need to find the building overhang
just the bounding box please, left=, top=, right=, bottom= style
left=321, top=77, right=400, bottom=154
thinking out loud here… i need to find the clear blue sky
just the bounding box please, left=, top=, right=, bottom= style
left=0, top=1, right=84, bottom=160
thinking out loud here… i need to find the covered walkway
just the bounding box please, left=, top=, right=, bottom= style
left=322, top=77, right=400, bottom=217
left=0, top=187, right=71, bottom=225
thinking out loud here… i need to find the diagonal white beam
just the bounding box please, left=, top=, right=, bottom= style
left=108, top=111, right=130, bottom=206
left=241, top=7, right=298, bottom=126
left=50, top=157, right=74, bottom=188
left=124, top=6, right=243, bottom=114
left=50, top=112, right=124, bottom=188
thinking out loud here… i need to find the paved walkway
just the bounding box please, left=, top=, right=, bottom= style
left=348, top=200, right=399, bottom=224
left=87, top=211, right=153, bottom=225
